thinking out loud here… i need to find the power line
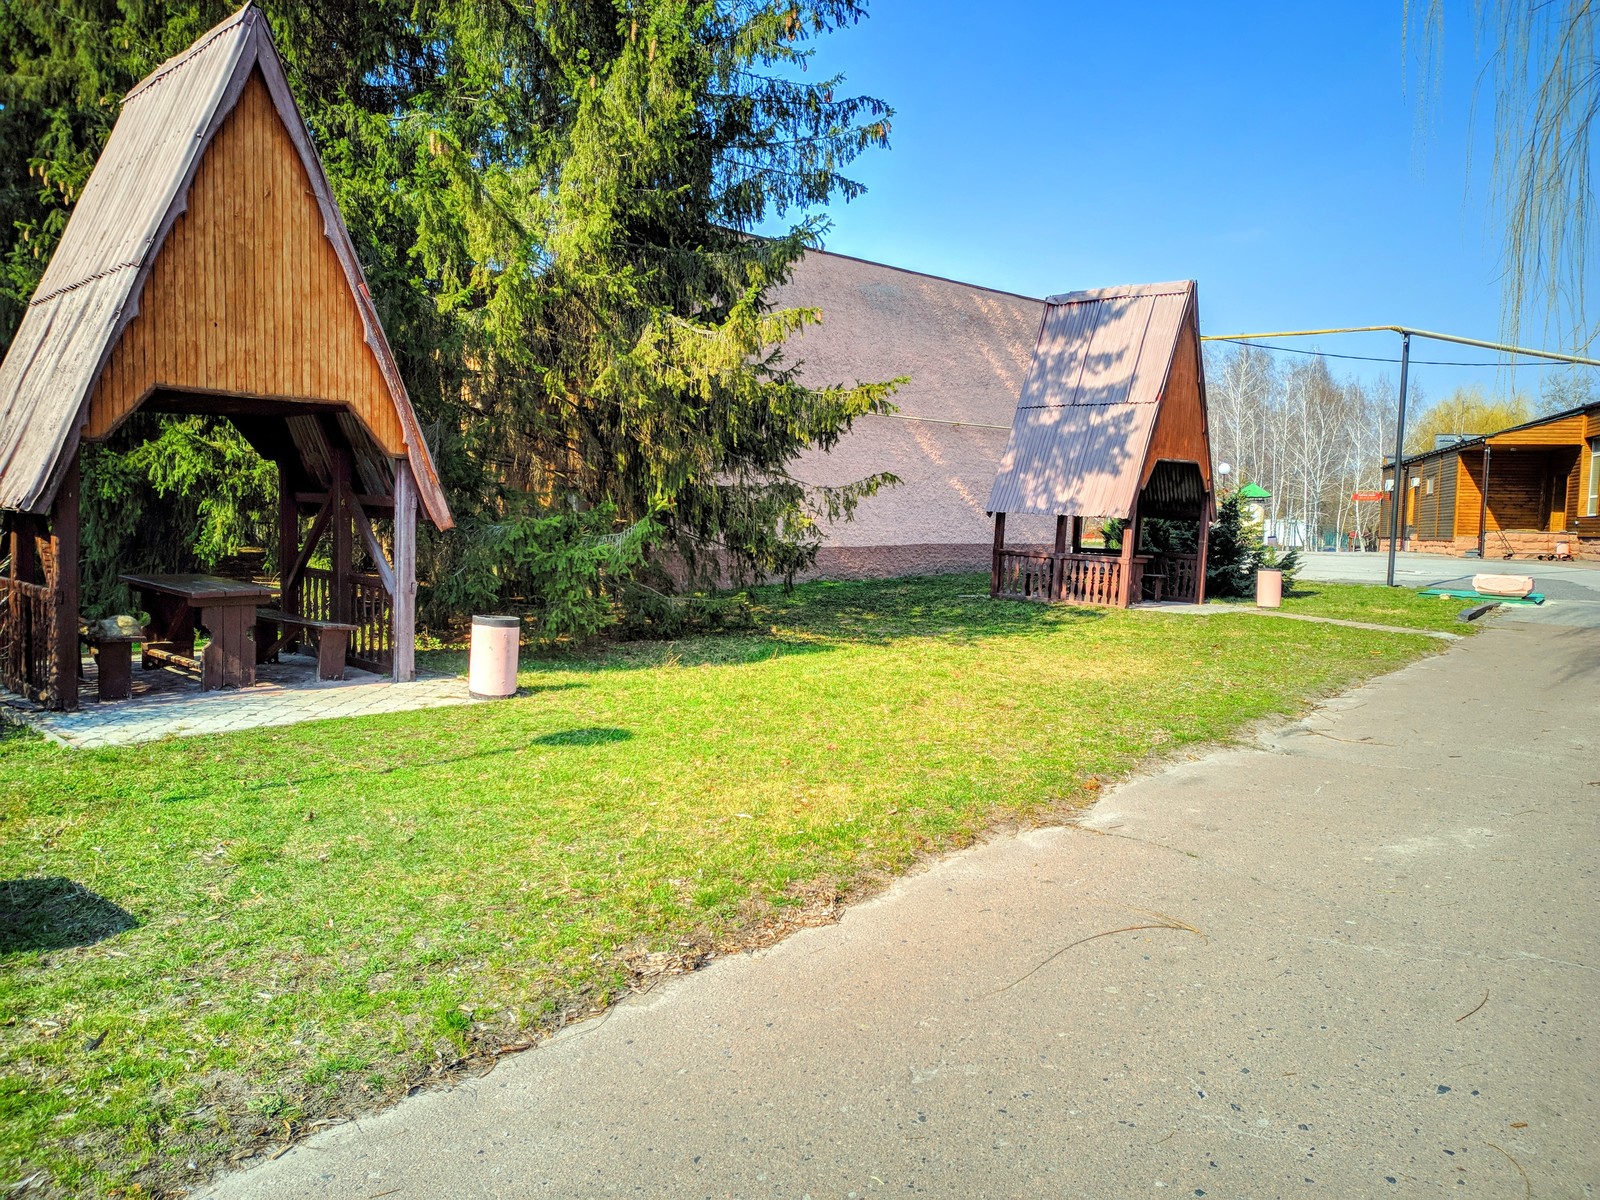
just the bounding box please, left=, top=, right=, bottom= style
left=1209, top=337, right=1575, bottom=368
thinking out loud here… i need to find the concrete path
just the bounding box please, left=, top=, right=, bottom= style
left=207, top=616, right=1599, bottom=1199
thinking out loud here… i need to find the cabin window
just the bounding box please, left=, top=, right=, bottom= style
left=1425, top=476, right=1435, bottom=496
left=1589, top=439, right=1600, bottom=516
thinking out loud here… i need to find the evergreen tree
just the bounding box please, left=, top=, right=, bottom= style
left=0, top=2, right=897, bottom=624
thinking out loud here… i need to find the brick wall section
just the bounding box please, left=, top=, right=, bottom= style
left=1381, top=532, right=1599, bottom=560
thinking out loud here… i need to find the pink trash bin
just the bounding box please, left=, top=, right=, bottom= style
left=1256, top=568, right=1283, bottom=609
left=469, top=614, right=520, bottom=699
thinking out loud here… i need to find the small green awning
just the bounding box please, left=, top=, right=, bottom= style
left=1236, top=483, right=1272, bottom=499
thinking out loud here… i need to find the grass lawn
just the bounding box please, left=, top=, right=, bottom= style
left=1215, top=581, right=1481, bottom=634
left=1, top=575, right=1451, bottom=1196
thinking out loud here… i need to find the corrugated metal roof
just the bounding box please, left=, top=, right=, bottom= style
left=0, top=4, right=451, bottom=528
left=987, top=281, right=1196, bottom=517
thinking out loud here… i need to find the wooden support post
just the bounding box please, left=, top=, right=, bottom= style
left=1052, top=515, right=1069, bottom=601
left=391, top=460, right=418, bottom=683
left=49, top=452, right=80, bottom=711
left=989, top=513, right=1006, bottom=597
left=10, top=513, right=38, bottom=583
left=330, top=446, right=354, bottom=627
left=278, top=460, right=299, bottom=617
left=1117, top=502, right=1139, bottom=608
left=1070, top=515, right=1083, bottom=554
left=1194, top=495, right=1212, bottom=605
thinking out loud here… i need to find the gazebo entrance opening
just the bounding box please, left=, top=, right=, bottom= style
left=992, top=461, right=1209, bottom=606
left=984, top=280, right=1216, bottom=609
left=0, top=8, right=451, bottom=713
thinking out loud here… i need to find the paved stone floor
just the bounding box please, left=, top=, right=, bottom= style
left=1, top=653, right=475, bottom=748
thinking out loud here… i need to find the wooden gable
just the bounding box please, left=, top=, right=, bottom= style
left=84, top=70, right=403, bottom=456
left=1141, top=306, right=1211, bottom=489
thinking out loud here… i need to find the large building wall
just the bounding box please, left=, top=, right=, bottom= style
left=775, top=251, right=1055, bottom=578
left=86, top=70, right=402, bottom=454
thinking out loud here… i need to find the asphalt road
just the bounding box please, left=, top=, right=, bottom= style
left=206, top=611, right=1599, bottom=1199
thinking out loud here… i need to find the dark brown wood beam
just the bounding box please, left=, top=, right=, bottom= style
left=330, top=445, right=354, bottom=626
left=49, top=452, right=80, bottom=711
left=295, top=492, right=393, bottom=510
left=391, top=461, right=418, bottom=682
left=283, top=494, right=335, bottom=600
left=348, top=493, right=396, bottom=596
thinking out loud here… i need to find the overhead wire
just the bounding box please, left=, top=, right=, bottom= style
left=1207, top=337, right=1575, bottom=368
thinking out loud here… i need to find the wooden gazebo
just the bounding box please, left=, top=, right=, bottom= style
left=0, top=6, right=451, bottom=711
left=986, top=281, right=1213, bottom=607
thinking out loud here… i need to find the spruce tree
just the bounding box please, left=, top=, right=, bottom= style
left=0, top=1, right=897, bottom=622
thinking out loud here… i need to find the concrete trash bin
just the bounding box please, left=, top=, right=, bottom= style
left=1255, top=568, right=1283, bottom=608
left=469, top=615, right=520, bottom=699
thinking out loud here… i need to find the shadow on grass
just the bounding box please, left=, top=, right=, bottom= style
left=0, top=877, right=137, bottom=955
left=155, top=723, right=640, bottom=803
left=530, top=727, right=632, bottom=746
left=413, top=576, right=1109, bottom=684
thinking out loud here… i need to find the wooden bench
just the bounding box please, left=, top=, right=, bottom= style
left=80, top=616, right=142, bottom=701
left=255, top=609, right=356, bottom=681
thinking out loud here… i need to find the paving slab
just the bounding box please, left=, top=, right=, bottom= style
left=204, top=621, right=1598, bottom=1199
left=1, top=655, right=475, bottom=748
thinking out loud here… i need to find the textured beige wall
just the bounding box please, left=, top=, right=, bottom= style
left=774, top=252, right=1057, bottom=557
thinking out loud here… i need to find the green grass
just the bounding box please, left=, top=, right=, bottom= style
left=0, top=574, right=1450, bottom=1195
left=1214, top=581, right=1481, bottom=633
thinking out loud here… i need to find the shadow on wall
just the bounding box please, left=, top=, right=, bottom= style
left=0, top=876, right=138, bottom=955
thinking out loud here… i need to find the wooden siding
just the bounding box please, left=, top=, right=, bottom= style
left=1142, top=319, right=1210, bottom=486
left=1486, top=414, right=1587, bottom=448
left=1456, top=446, right=1579, bottom=532
left=1412, top=451, right=1457, bottom=540
left=85, top=70, right=403, bottom=454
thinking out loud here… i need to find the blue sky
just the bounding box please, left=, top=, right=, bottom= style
left=776, top=1, right=1571, bottom=405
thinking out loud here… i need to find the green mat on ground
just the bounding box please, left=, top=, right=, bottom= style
left=1418, top=588, right=1545, bottom=605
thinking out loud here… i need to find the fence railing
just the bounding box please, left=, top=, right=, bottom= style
left=299, top=567, right=393, bottom=675
left=0, top=576, right=55, bottom=705
left=1145, top=552, right=1200, bottom=603
left=993, top=550, right=1127, bottom=606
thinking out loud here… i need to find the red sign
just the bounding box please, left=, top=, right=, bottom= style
left=1351, top=491, right=1384, bottom=503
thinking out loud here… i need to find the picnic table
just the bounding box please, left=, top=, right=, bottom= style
left=120, top=573, right=274, bottom=690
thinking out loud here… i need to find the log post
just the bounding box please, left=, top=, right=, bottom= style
left=1194, top=495, right=1212, bottom=605
left=1052, top=515, right=1069, bottom=600
left=1117, top=502, right=1139, bottom=608
left=49, top=452, right=80, bottom=711
left=989, top=512, right=1006, bottom=597
left=391, top=460, right=418, bottom=682
left=330, top=445, right=353, bottom=627
left=1070, top=515, right=1083, bottom=554
left=9, top=513, right=38, bottom=583
left=278, top=459, right=299, bottom=617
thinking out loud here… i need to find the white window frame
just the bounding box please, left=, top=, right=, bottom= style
left=1588, top=439, right=1600, bottom=517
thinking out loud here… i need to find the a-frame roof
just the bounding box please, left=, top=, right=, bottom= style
left=986, top=280, right=1209, bottom=518
left=0, top=4, right=450, bottom=526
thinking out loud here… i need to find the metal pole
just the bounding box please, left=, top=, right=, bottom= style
left=1385, top=332, right=1411, bottom=588
left=1477, top=445, right=1492, bottom=559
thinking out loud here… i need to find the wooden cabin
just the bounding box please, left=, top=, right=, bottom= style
left=986, top=281, right=1214, bottom=607
left=0, top=5, right=451, bottom=711
left=1379, top=403, right=1600, bottom=560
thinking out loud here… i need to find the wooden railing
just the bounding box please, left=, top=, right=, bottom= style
left=1058, top=553, right=1125, bottom=606
left=299, top=567, right=393, bottom=675
left=1145, top=552, right=1200, bottom=603
left=348, top=574, right=393, bottom=674
left=994, top=550, right=1126, bottom=606
left=0, top=576, right=55, bottom=705
left=994, top=550, right=1058, bottom=602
